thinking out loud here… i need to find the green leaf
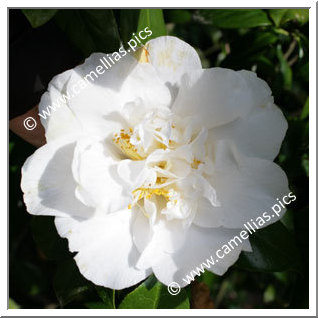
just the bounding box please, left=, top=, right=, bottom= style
left=31, top=216, right=69, bottom=261
left=165, top=9, right=192, bottom=24
left=137, top=9, right=166, bottom=44
left=236, top=221, right=301, bottom=272
left=9, top=298, right=20, bottom=309
left=117, top=9, right=140, bottom=45
left=301, top=153, right=309, bottom=177
left=269, top=9, right=309, bottom=26
left=119, top=275, right=189, bottom=309
left=55, top=9, right=121, bottom=57
left=263, top=284, right=276, bottom=303
left=279, top=119, right=308, bottom=181
left=198, top=9, right=272, bottom=29
left=22, top=9, right=58, bottom=28
left=300, top=96, right=309, bottom=120
left=53, top=258, right=91, bottom=307
left=220, top=29, right=278, bottom=72
left=269, top=9, right=289, bottom=26
left=9, top=141, right=15, bottom=154
left=95, top=286, right=115, bottom=308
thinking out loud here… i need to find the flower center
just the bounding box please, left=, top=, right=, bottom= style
left=113, top=112, right=208, bottom=218
left=113, top=129, right=145, bottom=160
left=128, top=187, right=171, bottom=209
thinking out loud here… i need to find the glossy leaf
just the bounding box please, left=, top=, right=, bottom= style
left=300, top=97, right=309, bottom=120
left=137, top=9, right=166, bottom=44
left=9, top=298, right=20, bottom=309
left=198, top=9, right=272, bottom=29
left=55, top=9, right=121, bottom=57
left=117, top=9, right=140, bottom=45
left=165, top=9, right=192, bottom=24
left=119, top=275, right=189, bottom=309
left=22, top=9, right=58, bottom=28
left=269, top=9, right=309, bottom=26
left=236, top=221, right=301, bottom=272
left=95, top=286, right=115, bottom=308
left=221, top=30, right=278, bottom=70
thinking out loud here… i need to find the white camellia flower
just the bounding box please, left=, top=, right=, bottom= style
left=21, top=36, right=289, bottom=289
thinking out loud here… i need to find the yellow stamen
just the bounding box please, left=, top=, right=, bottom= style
left=191, top=159, right=202, bottom=169
left=156, top=176, right=168, bottom=184
left=113, top=129, right=145, bottom=160
left=130, top=187, right=170, bottom=207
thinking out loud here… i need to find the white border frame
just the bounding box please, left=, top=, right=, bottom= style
left=2, top=1, right=316, bottom=316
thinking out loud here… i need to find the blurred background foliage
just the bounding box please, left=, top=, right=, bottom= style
left=10, top=8, right=309, bottom=309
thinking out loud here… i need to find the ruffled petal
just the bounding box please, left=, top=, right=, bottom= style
left=72, top=137, right=130, bottom=212
left=38, top=71, right=83, bottom=142
left=172, top=68, right=273, bottom=129
left=21, top=138, right=93, bottom=218
left=194, top=141, right=289, bottom=229
left=152, top=225, right=247, bottom=287
left=66, top=53, right=172, bottom=137
left=40, top=52, right=172, bottom=142
left=55, top=209, right=151, bottom=289
left=134, top=214, right=188, bottom=270
left=209, top=71, right=287, bottom=160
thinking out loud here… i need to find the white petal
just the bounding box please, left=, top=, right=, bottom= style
left=65, top=53, right=172, bottom=137
left=242, top=239, right=253, bottom=252
left=237, top=70, right=273, bottom=107
left=38, top=71, right=83, bottom=143
left=40, top=52, right=172, bottom=141
left=209, top=102, right=288, bottom=160
left=192, top=198, right=223, bottom=228
left=146, top=36, right=202, bottom=87
left=72, top=137, right=130, bottom=212
left=135, top=215, right=188, bottom=270
left=196, top=141, right=290, bottom=229
left=172, top=68, right=273, bottom=129
left=152, top=226, right=247, bottom=287
left=55, top=210, right=151, bottom=289
left=117, top=159, right=149, bottom=188
left=21, top=138, right=93, bottom=218
left=132, top=208, right=153, bottom=253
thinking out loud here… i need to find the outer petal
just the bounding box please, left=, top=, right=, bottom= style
left=38, top=71, right=83, bottom=142
left=145, top=36, right=202, bottom=87
left=151, top=225, right=247, bottom=287
left=194, top=141, right=290, bottom=229
left=172, top=68, right=273, bottom=129
left=55, top=210, right=151, bottom=290
left=21, top=138, right=93, bottom=218
left=134, top=214, right=188, bottom=269
left=209, top=72, right=287, bottom=160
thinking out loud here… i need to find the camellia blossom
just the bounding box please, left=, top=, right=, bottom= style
left=21, top=36, right=289, bottom=289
